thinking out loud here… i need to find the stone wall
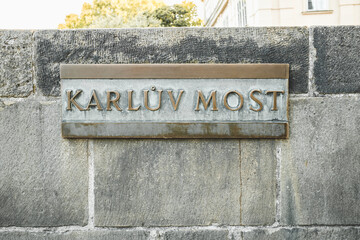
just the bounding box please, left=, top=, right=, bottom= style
left=0, top=27, right=359, bottom=239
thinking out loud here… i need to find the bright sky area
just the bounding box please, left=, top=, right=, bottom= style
left=0, top=0, right=203, bottom=29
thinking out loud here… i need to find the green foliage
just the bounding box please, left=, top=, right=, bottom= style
left=151, top=5, right=188, bottom=27
left=59, top=0, right=165, bottom=29
left=89, top=13, right=162, bottom=28
left=58, top=0, right=202, bottom=29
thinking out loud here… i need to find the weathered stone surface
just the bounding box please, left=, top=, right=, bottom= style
left=240, top=228, right=360, bottom=240
left=280, top=96, right=360, bottom=225
left=35, top=28, right=308, bottom=96
left=240, top=140, right=276, bottom=225
left=313, top=26, right=360, bottom=93
left=0, top=100, right=88, bottom=226
left=163, top=229, right=229, bottom=240
left=0, top=31, right=33, bottom=97
left=0, top=230, right=149, bottom=240
left=93, top=139, right=240, bottom=226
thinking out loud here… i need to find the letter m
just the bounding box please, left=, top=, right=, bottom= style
left=195, top=90, right=218, bottom=111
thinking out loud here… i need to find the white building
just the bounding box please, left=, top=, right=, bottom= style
left=203, top=0, right=360, bottom=27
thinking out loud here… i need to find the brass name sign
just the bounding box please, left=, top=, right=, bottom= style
left=61, top=64, right=289, bottom=138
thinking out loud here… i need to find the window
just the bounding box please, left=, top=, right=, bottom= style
left=237, top=0, right=247, bottom=27
left=307, top=0, right=329, bottom=11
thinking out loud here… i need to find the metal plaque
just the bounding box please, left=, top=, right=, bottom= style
left=61, top=64, right=289, bottom=138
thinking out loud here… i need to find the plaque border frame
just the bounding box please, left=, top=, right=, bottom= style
left=61, top=64, right=289, bottom=139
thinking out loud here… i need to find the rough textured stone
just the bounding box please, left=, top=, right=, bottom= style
left=93, top=139, right=240, bottom=226
left=241, top=228, right=360, bottom=240
left=34, top=28, right=308, bottom=96
left=0, top=100, right=88, bottom=226
left=0, top=230, right=149, bottom=240
left=163, top=229, right=229, bottom=240
left=0, top=31, right=33, bottom=97
left=280, top=96, right=360, bottom=225
left=240, top=140, right=276, bottom=225
left=313, top=26, right=360, bottom=93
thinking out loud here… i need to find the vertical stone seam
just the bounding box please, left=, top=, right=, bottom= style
left=239, top=140, right=242, bottom=226
left=308, top=27, right=318, bottom=97
left=31, top=30, right=36, bottom=95
left=275, top=142, right=282, bottom=226
left=88, top=140, right=95, bottom=228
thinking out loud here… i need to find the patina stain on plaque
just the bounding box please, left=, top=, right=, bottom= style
left=61, top=64, right=289, bottom=138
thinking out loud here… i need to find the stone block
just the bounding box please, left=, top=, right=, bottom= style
left=313, top=26, right=360, bottom=93
left=34, top=27, right=308, bottom=96
left=0, top=100, right=88, bottom=226
left=0, top=31, right=33, bottom=97
left=0, top=230, right=149, bottom=240
left=163, top=229, right=229, bottom=240
left=240, top=140, right=277, bottom=225
left=280, top=97, right=360, bottom=225
left=240, top=227, right=360, bottom=240
left=93, top=139, right=241, bottom=226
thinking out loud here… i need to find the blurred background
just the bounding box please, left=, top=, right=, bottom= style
left=204, top=0, right=360, bottom=27
left=0, top=0, right=359, bottom=29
